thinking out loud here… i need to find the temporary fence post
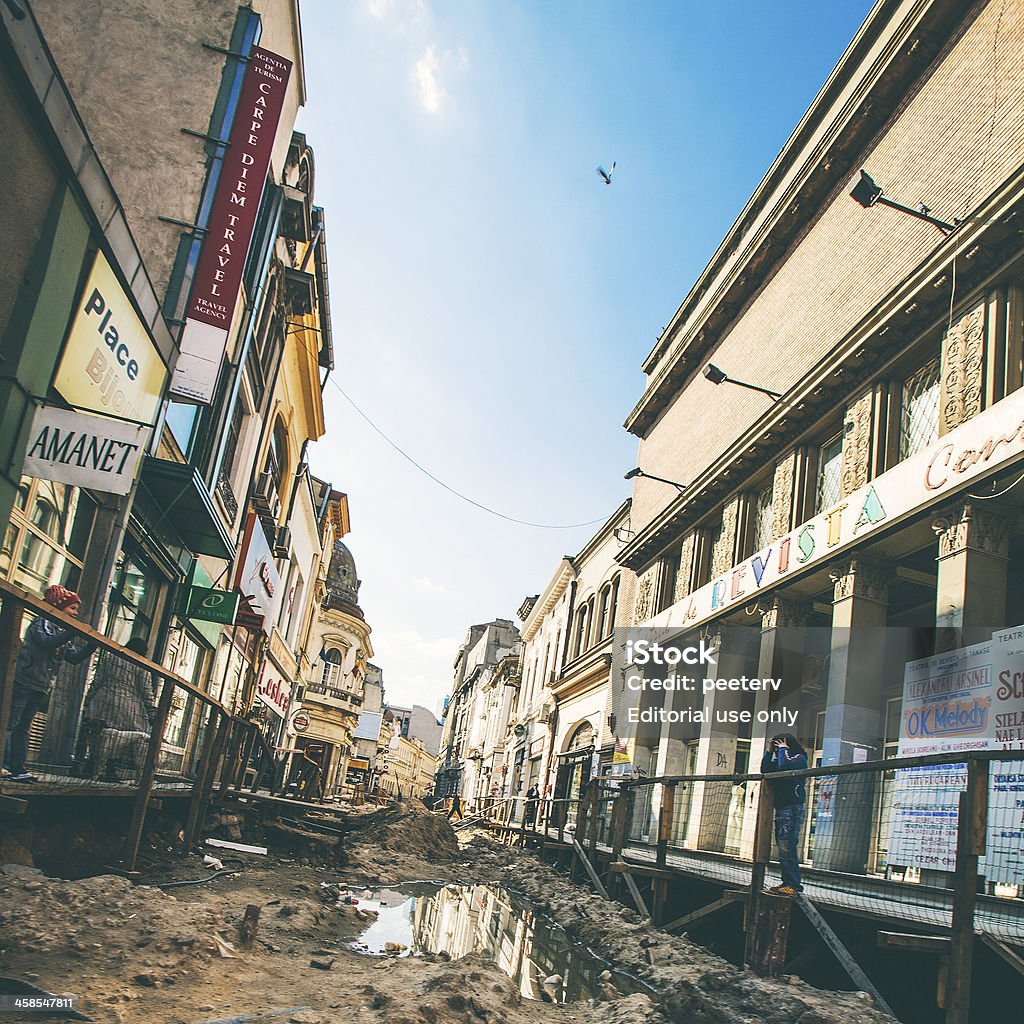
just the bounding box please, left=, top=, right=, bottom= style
left=184, top=710, right=232, bottom=851
left=0, top=598, right=25, bottom=775
left=946, top=756, right=988, bottom=1024
left=745, top=779, right=774, bottom=971
left=588, top=780, right=600, bottom=857
left=123, top=677, right=176, bottom=870
left=657, top=781, right=676, bottom=868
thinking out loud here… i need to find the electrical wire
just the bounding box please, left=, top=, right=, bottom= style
left=969, top=466, right=1024, bottom=500
left=326, top=377, right=613, bottom=530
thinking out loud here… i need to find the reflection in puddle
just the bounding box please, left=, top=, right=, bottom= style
left=351, top=883, right=643, bottom=1003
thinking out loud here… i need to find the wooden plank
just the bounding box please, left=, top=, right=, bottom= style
left=979, top=933, right=1024, bottom=978
left=609, top=860, right=677, bottom=880
left=793, top=892, right=894, bottom=1018
left=878, top=932, right=951, bottom=953
left=662, top=893, right=742, bottom=934
left=0, top=794, right=28, bottom=814
left=620, top=868, right=651, bottom=919
left=571, top=838, right=609, bottom=899
left=656, top=781, right=676, bottom=868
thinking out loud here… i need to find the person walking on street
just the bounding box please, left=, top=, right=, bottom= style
left=760, top=732, right=809, bottom=895
left=3, top=585, right=95, bottom=782
left=524, top=783, right=540, bottom=827
left=447, top=791, right=464, bottom=821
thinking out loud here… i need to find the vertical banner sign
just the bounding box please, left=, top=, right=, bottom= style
left=169, top=47, right=293, bottom=403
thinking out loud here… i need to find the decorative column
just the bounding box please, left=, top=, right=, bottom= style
left=814, top=557, right=891, bottom=873
left=933, top=501, right=1010, bottom=653
left=741, top=597, right=811, bottom=858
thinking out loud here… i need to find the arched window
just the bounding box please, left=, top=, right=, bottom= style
left=597, top=584, right=612, bottom=638
left=573, top=604, right=588, bottom=658
left=584, top=596, right=597, bottom=651
left=320, top=647, right=343, bottom=690
left=608, top=576, right=620, bottom=635
left=567, top=721, right=594, bottom=752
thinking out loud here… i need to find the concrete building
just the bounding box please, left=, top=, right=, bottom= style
left=386, top=703, right=443, bottom=758
left=382, top=731, right=437, bottom=800
left=435, top=619, right=519, bottom=800
left=550, top=502, right=635, bottom=822
left=297, top=536, right=373, bottom=797
left=615, top=0, right=1024, bottom=872
left=2, top=2, right=337, bottom=776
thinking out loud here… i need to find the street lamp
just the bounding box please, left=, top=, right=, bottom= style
left=624, top=467, right=687, bottom=493
left=703, top=363, right=782, bottom=401
left=849, top=169, right=956, bottom=234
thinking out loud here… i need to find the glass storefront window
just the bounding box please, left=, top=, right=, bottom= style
left=107, top=548, right=163, bottom=646
left=900, top=357, right=941, bottom=460
left=0, top=476, right=96, bottom=595
left=817, top=434, right=843, bottom=512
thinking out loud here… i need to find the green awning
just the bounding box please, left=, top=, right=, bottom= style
left=140, top=456, right=234, bottom=560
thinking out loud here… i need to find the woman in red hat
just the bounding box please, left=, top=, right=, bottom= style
left=2, top=585, right=95, bottom=782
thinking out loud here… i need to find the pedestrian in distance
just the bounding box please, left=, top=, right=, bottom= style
left=447, top=791, right=464, bottom=821
left=77, top=635, right=156, bottom=780
left=760, top=732, right=809, bottom=895
left=2, top=585, right=95, bottom=783
left=524, top=783, right=540, bottom=827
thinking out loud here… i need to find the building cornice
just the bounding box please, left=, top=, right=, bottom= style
left=619, top=165, right=1024, bottom=572
left=625, top=0, right=973, bottom=439
left=521, top=557, right=576, bottom=642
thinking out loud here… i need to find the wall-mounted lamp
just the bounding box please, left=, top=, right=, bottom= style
left=624, top=467, right=687, bottom=493
left=849, top=169, right=956, bottom=234
left=703, top=363, right=782, bottom=401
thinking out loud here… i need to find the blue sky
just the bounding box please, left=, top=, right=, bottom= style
left=297, top=0, right=873, bottom=711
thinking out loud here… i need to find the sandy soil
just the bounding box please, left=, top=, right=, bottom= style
left=0, top=804, right=895, bottom=1024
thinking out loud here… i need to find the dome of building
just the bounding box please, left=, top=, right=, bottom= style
left=326, top=539, right=361, bottom=607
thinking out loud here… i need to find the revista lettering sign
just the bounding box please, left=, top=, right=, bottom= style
left=640, top=388, right=1024, bottom=634
left=169, top=47, right=293, bottom=404
left=53, top=251, right=167, bottom=425
left=23, top=406, right=147, bottom=495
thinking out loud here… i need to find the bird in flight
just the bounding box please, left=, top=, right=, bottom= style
left=596, top=161, right=616, bottom=185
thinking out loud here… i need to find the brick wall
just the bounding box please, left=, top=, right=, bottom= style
left=631, top=0, right=1024, bottom=537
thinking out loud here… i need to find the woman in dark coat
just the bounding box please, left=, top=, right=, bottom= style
left=3, top=585, right=93, bottom=782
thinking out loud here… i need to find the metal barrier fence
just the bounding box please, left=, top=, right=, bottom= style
left=0, top=580, right=273, bottom=868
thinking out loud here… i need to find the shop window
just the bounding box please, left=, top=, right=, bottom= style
left=816, top=433, right=843, bottom=512
left=0, top=478, right=96, bottom=595
left=106, top=547, right=164, bottom=647
left=899, top=357, right=940, bottom=460
left=753, top=483, right=774, bottom=551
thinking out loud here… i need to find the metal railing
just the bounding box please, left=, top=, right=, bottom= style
left=0, top=579, right=279, bottom=868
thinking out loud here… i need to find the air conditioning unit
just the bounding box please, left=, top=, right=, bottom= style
left=273, top=525, right=292, bottom=558
left=252, top=472, right=278, bottom=515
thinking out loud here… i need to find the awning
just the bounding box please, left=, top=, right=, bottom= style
left=140, top=456, right=234, bottom=559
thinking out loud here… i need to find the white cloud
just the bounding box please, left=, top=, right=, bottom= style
left=412, top=576, right=449, bottom=594
left=414, top=46, right=446, bottom=114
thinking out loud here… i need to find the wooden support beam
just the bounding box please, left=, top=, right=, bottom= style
left=184, top=711, right=232, bottom=851
left=620, top=868, right=651, bottom=919
left=946, top=758, right=988, bottom=1024
left=123, top=678, right=177, bottom=870
left=979, top=933, right=1024, bottom=978
left=794, top=893, right=894, bottom=1017
left=571, top=838, right=609, bottom=899
left=878, top=932, right=951, bottom=954
left=656, top=781, right=676, bottom=868
left=0, top=600, right=25, bottom=784
left=662, top=892, right=742, bottom=934
left=749, top=892, right=793, bottom=977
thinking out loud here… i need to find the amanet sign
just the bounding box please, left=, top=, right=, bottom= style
left=641, top=387, right=1024, bottom=634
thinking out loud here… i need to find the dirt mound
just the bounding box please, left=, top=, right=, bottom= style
left=352, top=805, right=460, bottom=865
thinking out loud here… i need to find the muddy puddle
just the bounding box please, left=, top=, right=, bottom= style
left=349, top=882, right=646, bottom=1003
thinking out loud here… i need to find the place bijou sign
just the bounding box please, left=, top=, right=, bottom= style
left=640, top=386, right=1024, bottom=634
left=25, top=251, right=167, bottom=495
left=169, top=47, right=292, bottom=404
